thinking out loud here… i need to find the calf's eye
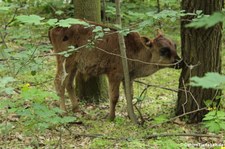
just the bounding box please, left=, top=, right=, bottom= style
left=160, top=47, right=171, bottom=57
left=63, top=35, right=69, bottom=42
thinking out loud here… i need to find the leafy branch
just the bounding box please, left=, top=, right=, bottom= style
left=186, top=12, right=225, bottom=29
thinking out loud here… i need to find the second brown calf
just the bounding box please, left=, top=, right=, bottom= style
left=49, top=22, right=183, bottom=120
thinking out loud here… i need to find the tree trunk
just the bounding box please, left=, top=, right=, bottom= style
left=176, top=0, right=223, bottom=123
left=74, top=0, right=108, bottom=102
left=74, top=0, right=101, bottom=22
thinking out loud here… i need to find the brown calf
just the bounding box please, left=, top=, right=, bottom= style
left=49, top=22, right=183, bottom=120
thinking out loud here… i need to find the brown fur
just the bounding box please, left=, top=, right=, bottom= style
left=49, top=22, right=182, bottom=120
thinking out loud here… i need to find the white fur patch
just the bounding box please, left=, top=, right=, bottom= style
left=61, top=59, right=68, bottom=85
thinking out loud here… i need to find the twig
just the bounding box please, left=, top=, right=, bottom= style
left=134, top=80, right=178, bottom=92
left=0, top=58, right=19, bottom=61
left=133, top=80, right=176, bottom=125
left=96, top=47, right=183, bottom=67
left=182, top=78, right=188, bottom=113
left=149, top=107, right=207, bottom=128
left=14, top=47, right=38, bottom=76
left=4, top=8, right=18, bottom=31
left=134, top=104, right=145, bottom=125
left=145, top=133, right=221, bottom=139
left=72, top=132, right=221, bottom=141
left=74, top=133, right=128, bottom=141
left=0, top=31, right=8, bottom=49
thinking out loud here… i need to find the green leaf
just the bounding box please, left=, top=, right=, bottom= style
left=49, top=117, right=62, bottom=125
left=203, top=115, right=215, bottom=121
left=186, top=12, right=225, bottom=29
left=37, top=122, right=49, bottom=130
left=21, top=88, right=58, bottom=102
left=60, top=116, right=76, bottom=123
left=219, top=123, right=225, bottom=130
left=204, top=100, right=213, bottom=107
left=93, top=26, right=103, bottom=32
left=0, top=77, right=16, bottom=95
left=217, top=111, right=225, bottom=119
left=46, top=19, right=58, bottom=26
left=120, top=28, right=130, bottom=36
left=0, top=6, right=10, bottom=13
left=190, top=72, right=225, bottom=89
left=0, top=99, right=14, bottom=109
left=0, top=77, right=15, bottom=86
left=55, top=10, right=64, bottom=15
left=103, top=28, right=111, bottom=32
left=139, top=19, right=154, bottom=28
left=0, top=122, right=14, bottom=134
left=57, top=18, right=89, bottom=28
left=16, top=15, right=45, bottom=25
left=3, top=87, right=14, bottom=94
left=204, top=121, right=221, bottom=133
left=52, top=107, right=63, bottom=113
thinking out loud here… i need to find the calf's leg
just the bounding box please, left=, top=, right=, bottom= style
left=108, top=77, right=121, bottom=121
left=55, top=58, right=75, bottom=112
left=65, top=68, right=79, bottom=112
left=54, top=65, right=67, bottom=112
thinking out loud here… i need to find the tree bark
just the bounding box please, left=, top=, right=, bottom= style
left=74, top=0, right=101, bottom=22
left=74, top=0, right=108, bottom=102
left=176, top=0, right=223, bottom=123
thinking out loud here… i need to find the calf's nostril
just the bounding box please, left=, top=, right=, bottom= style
left=174, top=59, right=184, bottom=69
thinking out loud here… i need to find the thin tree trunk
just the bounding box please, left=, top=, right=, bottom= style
left=101, top=0, right=106, bottom=23
left=176, top=0, right=223, bottom=123
left=74, top=0, right=108, bottom=102
left=115, top=0, right=138, bottom=124
left=156, top=0, right=162, bottom=28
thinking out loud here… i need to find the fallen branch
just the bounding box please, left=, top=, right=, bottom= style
left=145, top=133, right=221, bottom=139
left=149, top=107, right=208, bottom=128
left=72, top=132, right=221, bottom=141
left=73, top=133, right=128, bottom=141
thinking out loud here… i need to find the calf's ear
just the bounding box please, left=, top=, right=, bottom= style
left=156, top=29, right=164, bottom=37
left=141, top=36, right=153, bottom=48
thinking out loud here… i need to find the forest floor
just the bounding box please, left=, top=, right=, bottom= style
left=0, top=34, right=224, bottom=149
left=1, top=54, right=225, bottom=149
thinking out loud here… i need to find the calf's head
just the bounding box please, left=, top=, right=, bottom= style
left=145, top=32, right=183, bottom=69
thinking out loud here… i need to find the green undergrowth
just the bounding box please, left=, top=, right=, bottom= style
left=1, top=46, right=224, bottom=149
left=2, top=56, right=224, bottom=148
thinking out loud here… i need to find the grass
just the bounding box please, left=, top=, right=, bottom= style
left=1, top=45, right=225, bottom=148
left=0, top=27, right=225, bottom=149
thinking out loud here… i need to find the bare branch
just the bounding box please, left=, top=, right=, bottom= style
left=4, top=8, right=18, bottom=30
left=149, top=107, right=207, bottom=128
left=71, top=132, right=220, bottom=141
left=145, top=133, right=221, bottom=139
left=96, top=47, right=183, bottom=67
left=134, top=80, right=179, bottom=92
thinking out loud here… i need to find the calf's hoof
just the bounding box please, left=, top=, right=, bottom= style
left=60, top=104, right=67, bottom=113
left=72, top=105, right=79, bottom=113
